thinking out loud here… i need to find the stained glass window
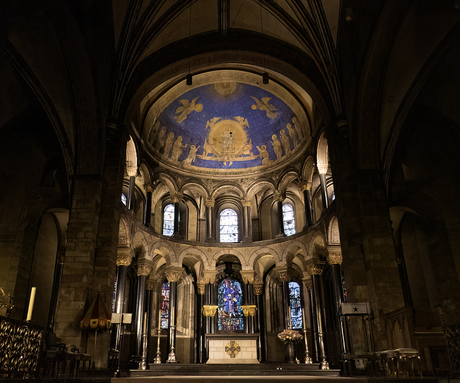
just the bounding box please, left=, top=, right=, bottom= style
left=220, top=208, right=238, bottom=243
left=283, top=203, right=296, bottom=236
left=121, top=193, right=127, bottom=206
left=163, top=204, right=174, bottom=236
left=160, top=282, right=170, bottom=329
left=289, top=281, right=303, bottom=329
left=218, top=278, right=244, bottom=331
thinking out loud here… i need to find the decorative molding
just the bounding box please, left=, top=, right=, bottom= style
left=202, top=305, right=218, bottom=317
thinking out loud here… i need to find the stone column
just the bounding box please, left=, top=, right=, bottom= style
left=241, top=271, right=255, bottom=333
left=140, top=279, right=154, bottom=370
left=253, top=281, right=264, bottom=361
left=205, top=198, right=215, bottom=242
left=275, top=267, right=291, bottom=328
left=127, top=171, right=136, bottom=210
left=242, top=199, right=252, bottom=242
left=111, top=248, right=133, bottom=351
left=165, top=266, right=184, bottom=363
left=202, top=270, right=217, bottom=362
left=301, top=181, right=313, bottom=228
left=327, top=246, right=350, bottom=357
left=317, top=163, right=329, bottom=210
left=171, top=194, right=182, bottom=238
left=143, top=184, right=153, bottom=227
left=196, top=280, right=206, bottom=363
left=47, top=245, right=66, bottom=334
left=274, top=192, right=285, bottom=238
left=133, top=263, right=152, bottom=365
left=307, top=261, right=329, bottom=369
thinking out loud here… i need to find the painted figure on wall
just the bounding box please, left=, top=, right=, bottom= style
left=280, top=129, right=291, bottom=154
left=164, top=132, right=175, bottom=157
left=182, top=145, right=200, bottom=165
left=272, top=134, right=282, bottom=159
left=171, top=136, right=187, bottom=161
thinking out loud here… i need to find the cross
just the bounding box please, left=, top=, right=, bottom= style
left=225, top=341, right=241, bottom=358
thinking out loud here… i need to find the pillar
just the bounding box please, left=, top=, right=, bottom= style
left=253, top=281, right=264, bottom=361
left=196, top=281, right=205, bottom=363
left=127, top=174, right=136, bottom=210
left=165, top=266, right=184, bottom=363
left=143, top=185, right=153, bottom=227
left=47, top=245, right=66, bottom=334
left=274, top=192, right=285, bottom=238
left=242, top=199, right=252, bottom=242
left=327, top=246, right=350, bottom=358
left=111, top=248, right=133, bottom=352
left=307, top=261, right=329, bottom=369
left=205, top=198, right=215, bottom=242
left=241, top=270, right=256, bottom=333
left=317, top=161, right=329, bottom=211
left=275, top=267, right=291, bottom=328
left=202, top=270, right=217, bottom=362
left=131, top=262, right=151, bottom=368
left=301, top=181, right=313, bottom=228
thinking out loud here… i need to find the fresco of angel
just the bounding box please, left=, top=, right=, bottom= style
left=250, top=96, right=278, bottom=119
left=174, top=97, right=203, bottom=123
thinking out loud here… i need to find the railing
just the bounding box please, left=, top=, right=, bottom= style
left=0, top=316, right=43, bottom=378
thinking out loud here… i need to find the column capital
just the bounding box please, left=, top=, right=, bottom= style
left=137, top=262, right=152, bottom=277
left=273, top=190, right=284, bottom=203
left=274, top=266, right=290, bottom=282
left=241, top=270, right=255, bottom=284
left=205, top=198, right=215, bottom=208
left=144, top=184, right=154, bottom=193
left=302, top=277, right=313, bottom=290
left=202, top=269, right=217, bottom=284
left=300, top=181, right=312, bottom=192
left=241, top=305, right=257, bottom=317
left=202, top=305, right=218, bottom=317
left=170, top=193, right=182, bottom=203
left=253, top=281, right=264, bottom=295
left=127, top=166, right=137, bottom=177
left=165, top=266, right=184, bottom=282
left=326, top=245, right=343, bottom=265
left=146, top=279, right=156, bottom=290
left=241, top=198, right=251, bottom=207
left=197, top=280, right=206, bottom=295
left=116, top=248, right=134, bottom=267
left=305, top=260, right=324, bottom=276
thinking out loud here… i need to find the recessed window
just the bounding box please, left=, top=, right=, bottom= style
left=163, top=204, right=174, bottom=236
left=220, top=208, right=238, bottom=242
left=289, top=281, right=303, bottom=329
left=282, top=203, right=296, bottom=236
left=160, top=282, right=170, bottom=329
left=121, top=193, right=127, bottom=206
left=218, top=278, right=244, bottom=331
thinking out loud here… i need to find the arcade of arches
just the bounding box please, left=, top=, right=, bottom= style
left=1, top=0, right=460, bottom=377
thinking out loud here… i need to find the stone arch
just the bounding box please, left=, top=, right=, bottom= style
left=248, top=247, right=281, bottom=271
left=178, top=247, right=209, bottom=270
left=211, top=183, right=244, bottom=200
left=150, top=240, right=177, bottom=264
left=211, top=249, right=246, bottom=269
left=138, top=162, right=152, bottom=188
left=302, top=156, right=314, bottom=183
left=118, top=215, right=130, bottom=246
left=283, top=239, right=308, bottom=267
left=180, top=180, right=210, bottom=200
left=309, top=230, right=327, bottom=258
left=316, top=131, right=328, bottom=175
left=327, top=215, right=340, bottom=245
left=132, top=230, right=149, bottom=258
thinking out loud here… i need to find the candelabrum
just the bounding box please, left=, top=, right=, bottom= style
left=153, top=326, right=161, bottom=364
left=303, top=327, right=313, bottom=364
left=139, top=332, right=148, bottom=370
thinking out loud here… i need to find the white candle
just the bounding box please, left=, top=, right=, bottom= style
left=26, top=287, right=36, bottom=321
left=143, top=312, right=147, bottom=333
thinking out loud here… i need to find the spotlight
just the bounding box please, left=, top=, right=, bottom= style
left=186, top=74, right=193, bottom=86
left=263, top=72, right=269, bottom=84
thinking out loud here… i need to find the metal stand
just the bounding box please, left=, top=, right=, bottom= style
left=153, top=326, right=162, bottom=364
left=303, top=328, right=313, bottom=364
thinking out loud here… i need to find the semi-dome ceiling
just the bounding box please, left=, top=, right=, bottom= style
left=143, top=70, right=312, bottom=178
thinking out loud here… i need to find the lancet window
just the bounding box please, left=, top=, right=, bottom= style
left=163, top=203, right=175, bottom=236
left=220, top=208, right=238, bottom=243
left=217, top=278, right=244, bottom=331
left=289, top=281, right=303, bottom=329
left=160, top=282, right=170, bottom=329
left=283, top=203, right=296, bottom=236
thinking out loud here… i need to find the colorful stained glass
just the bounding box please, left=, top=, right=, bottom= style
left=220, top=208, right=238, bottom=242
left=121, top=193, right=127, bottom=206
left=218, top=278, right=244, bottom=331
left=283, top=204, right=296, bottom=236
left=163, top=204, right=174, bottom=236
left=289, top=281, right=303, bottom=329
left=160, top=282, right=170, bottom=329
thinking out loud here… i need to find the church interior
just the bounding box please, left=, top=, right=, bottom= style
left=1, top=0, right=460, bottom=381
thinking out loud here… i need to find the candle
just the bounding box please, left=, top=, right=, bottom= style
left=143, top=312, right=147, bottom=333
left=26, top=287, right=36, bottom=321
left=302, top=308, right=306, bottom=329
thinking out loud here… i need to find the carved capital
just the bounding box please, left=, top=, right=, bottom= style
left=302, top=277, right=313, bottom=290
left=275, top=266, right=290, bottom=282
left=197, top=281, right=206, bottom=295
left=202, top=270, right=217, bottom=284
left=326, top=246, right=343, bottom=265
left=317, top=163, right=328, bottom=175
left=306, top=263, right=323, bottom=275
left=242, top=199, right=251, bottom=207
left=145, top=184, right=154, bottom=193
left=170, top=193, right=182, bottom=203
left=202, top=305, right=218, bottom=317
left=300, top=181, right=312, bottom=192
left=126, top=166, right=137, bottom=177
left=137, top=263, right=152, bottom=277
left=117, top=248, right=133, bottom=267
left=146, top=279, right=155, bottom=290
left=273, top=191, right=284, bottom=203
left=205, top=198, right=215, bottom=208
left=241, top=270, right=255, bottom=284
left=165, top=266, right=184, bottom=282
left=241, top=305, right=257, bottom=317
left=253, top=281, right=264, bottom=295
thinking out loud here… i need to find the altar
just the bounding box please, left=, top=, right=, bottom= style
left=205, top=333, right=259, bottom=364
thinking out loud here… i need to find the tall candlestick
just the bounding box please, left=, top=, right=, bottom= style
left=26, top=287, right=36, bottom=321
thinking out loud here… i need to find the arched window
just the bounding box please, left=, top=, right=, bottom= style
left=217, top=278, right=244, bottom=331
left=282, top=203, right=296, bottom=236
left=160, top=282, right=170, bottom=329
left=163, top=204, right=174, bottom=236
left=121, top=193, right=127, bottom=206
left=289, top=281, right=303, bottom=329
left=220, top=208, right=238, bottom=242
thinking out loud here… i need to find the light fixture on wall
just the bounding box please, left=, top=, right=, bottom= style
left=186, top=73, right=193, bottom=86
left=263, top=72, right=269, bottom=84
